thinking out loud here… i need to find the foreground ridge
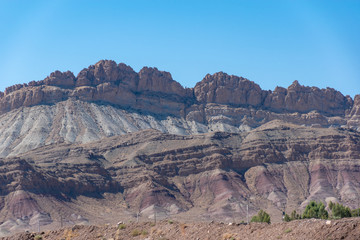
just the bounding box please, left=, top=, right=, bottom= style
left=2, top=218, right=360, bottom=240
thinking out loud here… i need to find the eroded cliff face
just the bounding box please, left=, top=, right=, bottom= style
left=0, top=60, right=192, bottom=118
left=0, top=122, right=359, bottom=234
left=0, top=60, right=358, bottom=159
left=0, top=60, right=359, bottom=236
left=0, top=60, right=356, bottom=119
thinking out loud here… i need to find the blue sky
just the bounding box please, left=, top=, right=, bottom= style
left=0, top=0, right=359, bottom=97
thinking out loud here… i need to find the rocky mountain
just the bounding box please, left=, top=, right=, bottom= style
left=0, top=60, right=359, bottom=236
left=0, top=60, right=358, bottom=159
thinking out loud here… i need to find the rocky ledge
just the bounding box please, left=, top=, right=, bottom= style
left=0, top=60, right=357, bottom=119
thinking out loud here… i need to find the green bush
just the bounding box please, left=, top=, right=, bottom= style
left=351, top=208, right=360, bottom=217
left=290, top=210, right=301, bottom=220
left=251, top=209, right=271, bottom=224
left=302, top=201, right=328, bottom=219
left=329, top=201, right=351, bottom=218
left=34, top=235, right=43, bottom=240
left=284, top=210, right=301, bottom=222
left=284, top=213, right=291, bottom=222
left=131, top=229, right=141, bottom=237
left=118, top=223, right=126, bottom=230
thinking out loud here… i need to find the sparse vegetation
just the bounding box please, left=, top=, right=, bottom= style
left=131, top=229, right=141, bottom=237
left=351, top=208, right=360, bottom=217
left=329, top=201, right=351, bottom=219
left=302, top=201, right=328, bottom=219
left=284, top=213, right=291, bottom=222
left=284, top=210, right=302, bottom=222
left=34, top=235, right=43, bottom=240
left=251, top=209, right=271, bottom=223
left=168, top=219, right=174, bottom=224
left=180, top=223, right=188, bottom=235
left=222, top=233, right=234, bottom=240
left=118, top=223, right=126, bottom=230
left=284, top=228, right=292, bottom=233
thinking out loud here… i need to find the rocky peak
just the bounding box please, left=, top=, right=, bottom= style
left=4, top=84, right=28, bottom=95
left=43, top=70, right=76, bottom=88
left=0, top=60, right=357, bottom=120
left=263, top=81, right=353, bottom=116
left=76, top=60, right=132, bottom=87
left=138, top=67, right=187, bottom=97
left=349, top=94, right=360, bottom=117
left=194, top=72, right=264, bottom=106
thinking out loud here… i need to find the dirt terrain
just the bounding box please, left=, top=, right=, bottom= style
left=2, top=218, right=360, bottom=240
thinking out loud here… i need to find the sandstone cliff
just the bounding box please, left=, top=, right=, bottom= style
left=0, top=60, right=358, bottom=159
left=0, top=60, right=356, bottom=119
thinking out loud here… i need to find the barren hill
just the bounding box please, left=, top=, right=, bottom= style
left=0, top=60, right=359, bottom=237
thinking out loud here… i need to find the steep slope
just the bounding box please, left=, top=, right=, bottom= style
left=0, top=121, right=359, bottom=236
left=0, top=60, right=358, bottom=158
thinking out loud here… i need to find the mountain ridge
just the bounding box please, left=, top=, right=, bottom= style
left=0, top=59, right=356, bottom=117
left=0, top=60, right=359, bottom=237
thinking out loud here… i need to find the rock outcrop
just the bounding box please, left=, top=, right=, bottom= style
left=0, top=60, right=358, bottom=158
left=0, top=60, right=359, bottom=236
left=194, top=72, right=265, bottom=106
left=0, top=60, right=356, bottom=119
left=0, top=122, right=359, bottom=236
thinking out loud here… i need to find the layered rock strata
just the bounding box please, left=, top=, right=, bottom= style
left=0, top=121, right=359, bottom=235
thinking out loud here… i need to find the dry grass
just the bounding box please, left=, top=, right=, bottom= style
left=223, top=232, right=235, bottom=240
left=180, top=223, right=188, bottom=235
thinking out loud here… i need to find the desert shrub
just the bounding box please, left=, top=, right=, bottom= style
left=34, top=235, right=42, bottom=240
left=290, top=210, right=301, bottom=220
left=302, top=201, right=328, bottom=219
left=168, top=220, right=174, bottom=224
left=328, top=201, right=351, bottom=218
left=250, top=209, right=271, bottom=223
left=284, top=213, right=291, bottom=222
left=222, top=233, right=234, bottom=240
left=351, top=208, right=360, bottom=217
left=118, top=223, right=126, bottom=230
left=284, top=210, right=301, bottom=222
left=180, top=223, right=188, bottom=235
left=284, top=228, right=292, bottom=233
left=141, top=230, right=148, bottom=236
left=131, top=229, right=141, bottom=237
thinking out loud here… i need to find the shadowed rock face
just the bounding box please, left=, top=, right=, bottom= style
left=0, top=122, right=359, bottom=234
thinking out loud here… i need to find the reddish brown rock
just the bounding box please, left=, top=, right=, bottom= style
left=0, top=60, right=357, bottom=129
left=194, top=72, right=265, bottom=106
left=138, top=67, right=187, bottom=97
left=43, top=70, right=75, bottom=88
left=264, top=80, right=353, bottom=115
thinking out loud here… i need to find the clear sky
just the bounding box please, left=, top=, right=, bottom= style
left=0, top=0, right=359, bottom=97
